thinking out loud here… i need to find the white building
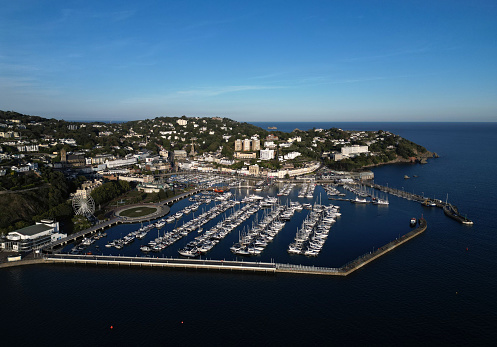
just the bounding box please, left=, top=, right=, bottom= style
left=173, top=150, right=188, bottom=160
left=252, top=138, right=261, bottom=151
left=260, top=148, right=275, bottom=160
left=177, top=119, right=188, bottom=126
left=234, top=139, right=243, bottom=151
left=264, top=141, right=276, bottom=148
left=289, top=136, right=301, bottom=143
left=105, top=157, right=137, bottom=169
left=217, top=158, right=235, bottom=166
left=11, top=163, right=38, bottom=173
left=234, top=152, right=256, bottom=159
left=60, top=138, right=77, bottom=146
left=283, top=152, right=301, bottom=160
left=17, top=144, right=39, bottom=152
left=243, top=139, right=251, bottom=151
left=1, top=220, right=65, bottom=252
left=86, top=154, right=114, bottom=166
left=341, top=145, right=369, bottom=157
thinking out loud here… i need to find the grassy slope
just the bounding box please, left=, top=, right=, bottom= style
left=0, top=187, right=50, bottom=229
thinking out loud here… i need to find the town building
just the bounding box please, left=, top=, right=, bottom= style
left=243, top=139, right=251, bottom=151
left=249, top=164, right=260, bottom=176
left=173, top=150, right=188, bottom=160
left=137, top=181, right=169, bottom=193
left=105, top=157, right=137, bottom=169
left=234, top=139, right=243, bottom=151
left=252, top=139, right=261, bottom=151
left=234, top=152, right=257, bottom=159
left=283, top=151, right=301, bottom=160
left=17, top=144, right=39, bottom=152
left=85, top=154, right=114, bottom=166
left=0, top=131, right=20, bottom=138
left=331, top=152, right=344, bottom=161
left=60, top=149, right=86, bottom=167
left=260, top=148, right=275, bottom=160
left=341, top=145, right=369, bottom=157
left=264, top=141, right=276, bottom=149
left=11, top=162, right=39, bottom=173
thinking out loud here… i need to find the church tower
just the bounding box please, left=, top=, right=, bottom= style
left=60, top=148, right=67, bottom=163
left=190, top=139, right=195, bottom=157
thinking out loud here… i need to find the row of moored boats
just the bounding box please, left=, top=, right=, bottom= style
left=177, top=201, right=262, bottom=257
left=277, top=182, right=296, bottom=196
left=141, top=195, right=238, bottom=253
left=298, top=182, right=315, bottom=199
left=230, top=202, right=299, bottom=256
left=288, top=203, right=341, bottom=256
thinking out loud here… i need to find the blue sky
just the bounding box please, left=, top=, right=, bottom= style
left=1, top=0, right=496, bottom=122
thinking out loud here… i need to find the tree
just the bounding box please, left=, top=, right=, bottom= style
left=158, top=189, right=167, bottom=201
left=72, top=215, right=91, bottom=232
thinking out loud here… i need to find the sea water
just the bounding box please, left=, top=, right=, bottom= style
left=1, top=122, right=496, bottom=346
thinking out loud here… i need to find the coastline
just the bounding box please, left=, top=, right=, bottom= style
left=362, top=151, right=437, bottom=169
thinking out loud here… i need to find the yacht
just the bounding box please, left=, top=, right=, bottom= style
left=178, top=248, right=200, bottom=258
left=352, top=196, right=369, bottom=204
left=140, top=245, right=151, bottom=252
left=373, top=198, right=389, bottom=205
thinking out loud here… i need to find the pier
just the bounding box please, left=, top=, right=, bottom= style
left=362, top=182, right=473, bottom=224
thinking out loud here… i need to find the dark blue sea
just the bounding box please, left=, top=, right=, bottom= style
left=2, top=122, right=496, bottom=346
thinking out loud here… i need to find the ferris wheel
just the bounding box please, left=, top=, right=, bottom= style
left=72, top=190, right=95, bottom=217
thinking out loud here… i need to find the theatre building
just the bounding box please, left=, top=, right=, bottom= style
left=0, top=220, right=65, bottom=252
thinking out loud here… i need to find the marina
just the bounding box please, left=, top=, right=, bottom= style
left=14, top=176, right=439, bottom=275
left=2, top=155, right=473, bottom=275
left=35, top=217, right=427, bottom=276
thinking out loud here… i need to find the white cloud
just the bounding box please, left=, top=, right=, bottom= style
left=175, top=85, right=283, bottom=97
left=120, top=85, right=284, bottom=104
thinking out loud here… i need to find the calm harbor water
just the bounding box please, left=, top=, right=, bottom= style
left=2, top=122, right=497, bottom=346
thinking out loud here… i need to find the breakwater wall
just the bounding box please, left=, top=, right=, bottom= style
left=337, top=218, right=427, bottom=275
left=363, top=182, right=473, bottom=224
left=0, top=258, right=45, bottom=269
left=44, top=254, right=277, bottom=273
